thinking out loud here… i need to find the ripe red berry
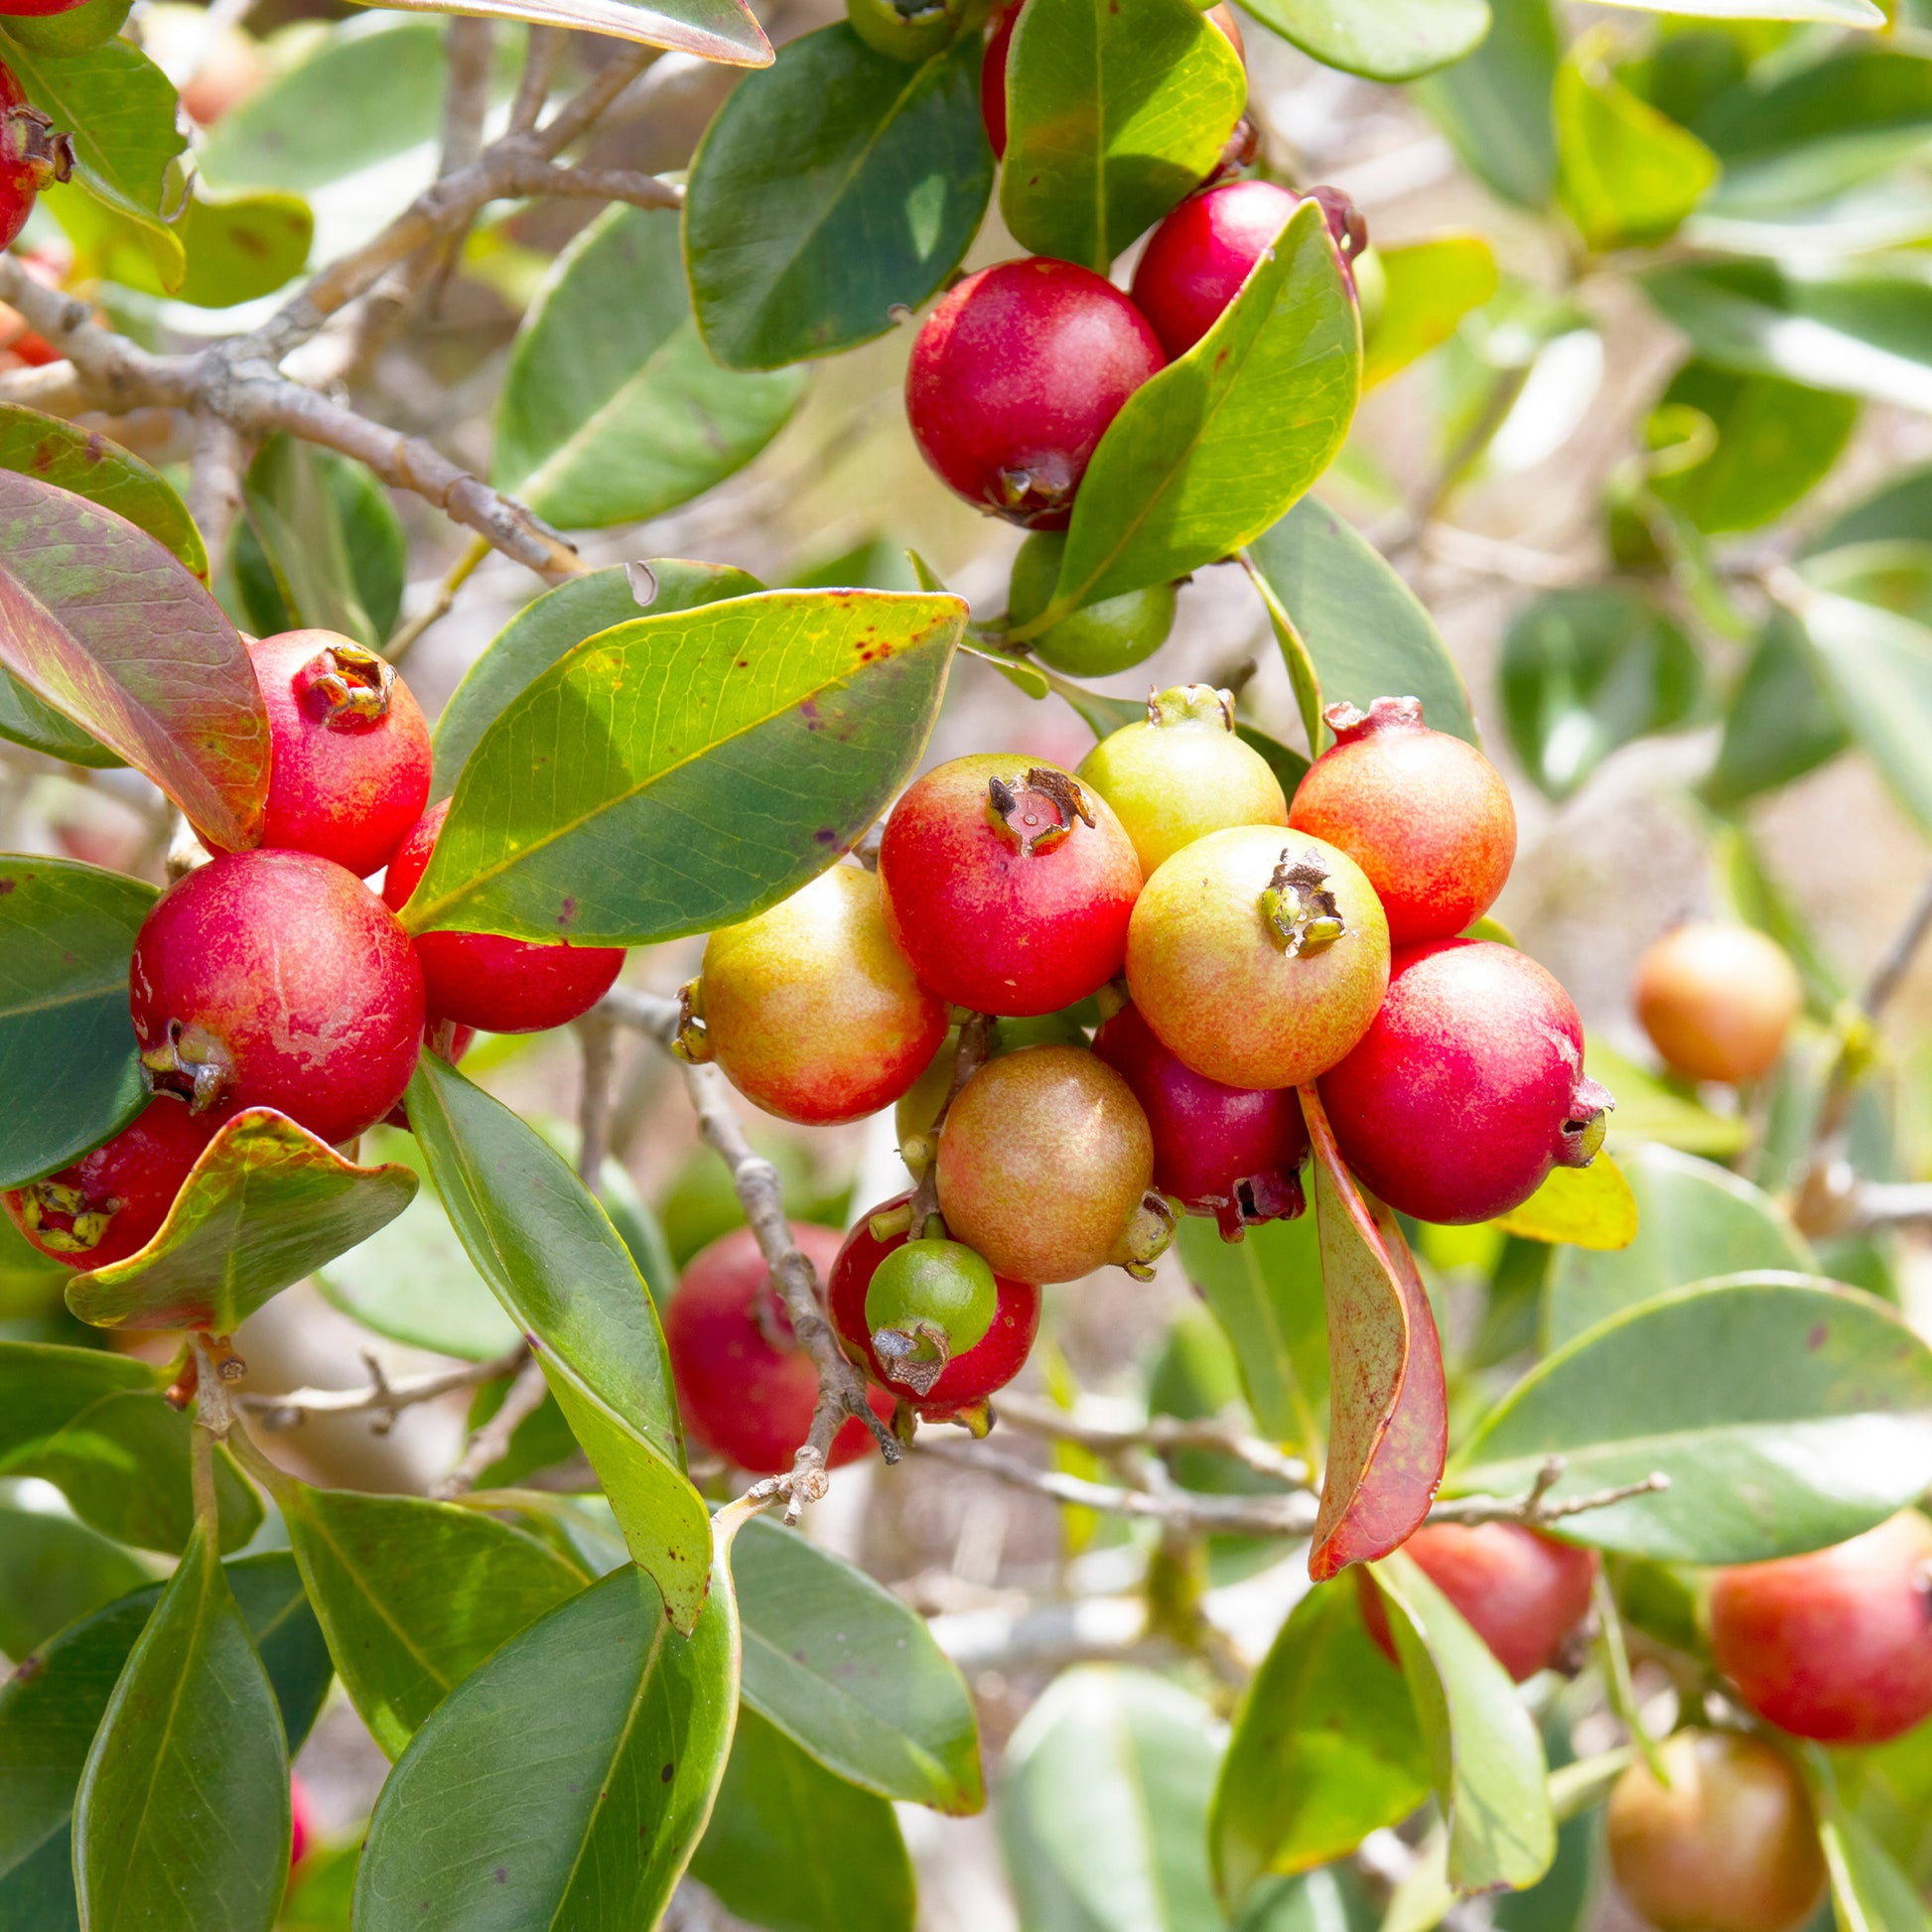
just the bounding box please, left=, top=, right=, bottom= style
left=1093, top=1003, right=1307, bottom=1240
left=1634, top=922, right=1802, bottom=1086
left=0, top=63, right=71, bottom=249
left=688, top=865, right=946, bottom=1126
left=382, top=800, right=625, bottom=1035
left=130, top=850, right=425, bottom=1147
left=1317, top=939, right=1613, bottom=1226
left=664, top=1223, right=892, bottom=1475
left=905, top=258, right=1165, bottom=528
left=1359, top=1522, right=1598, bottom=1683
left=1125, top=826, right=1389, bottom=1091
left=1708, top=1511, right=1932, bottom=1747
left=1130, top=179, right=1301, bottom=359
left=1607, top=1731, right=1825, bottom=1932
left=3, top=1099, right=215, bottom=1270
left=205, top=632, right=431, bottom=879
left=1288, top=697, right=1516, bottom=948
left=879, top=755, right=1142, bottom=1017
left=830, top=1195, right=1040, bottom=1423
left=935, top=1044, right=1159, bottom=1284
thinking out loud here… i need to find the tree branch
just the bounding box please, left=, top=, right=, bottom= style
left=992, top=1390, right=1312, bottom=1488
left=433, top=1352, right=550, bottom=1499
left=238, top=1343, right=528, bottom=1431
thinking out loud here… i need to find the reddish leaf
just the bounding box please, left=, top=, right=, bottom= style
left=0, top=472, right=267, bottom=848
left=1302, top=1084, right=1447, bottom=1579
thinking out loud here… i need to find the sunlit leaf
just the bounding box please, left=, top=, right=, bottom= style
left=1241, top=0, right=1487, bottom=81
left=1363, top=236, right=1499, bottom=389
left=1491, top=1155, right=1638, bottom=1252
left=1412, top=0, right=1560, bottom=209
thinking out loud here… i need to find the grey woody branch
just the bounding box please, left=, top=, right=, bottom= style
left=238, top=1342, right=529, bottom=1431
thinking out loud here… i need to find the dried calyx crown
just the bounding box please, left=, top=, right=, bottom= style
left=141, top=1020, right=232, bottom=1113
left=1259, top=850, right=1344, bottom=957
left=14, top=1178, right=113, bottom=1255
left=671, top=977, right=711, bottom=1063
left=293, top=641, right=395, bottom=733
left=3, top=104, right=72, bottom=190
left=992, top=459, right=1075, bottom=525
left=1111, top=1190, right=1177, bottom=1283
left=1556, top=1076, right=1616, bottom=1169
left=1148, top=684, right=1235, bottom=732
left=987, top=766, right=1093, bottom=856
left=1325, top=695, right=1423, bottom=744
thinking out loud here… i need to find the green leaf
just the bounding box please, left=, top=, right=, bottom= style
left=0, top=664, right=114, bottom=766
left=0, top=473, right=268, bottom=849
left=1242, top=0, right=1488, bottom=82
left=0, top=1340, right=258, bottom=1555
left=1370, top=1550, right=1555, bottom=1894
left=9, top=37, right=186, bottom=241
left=73, top=1526, right=290, bottom=1932
left=1547, top=1144, right=1810, bottom=1346
left=430, top=560, right=763, bottom=801
left=0, top=405, right=204, bottom=578
left=1817, top=1777, right=1932, bottom=1932
left=233, top=435, right=405, bottom=647
left=1704, top=611, right=1849, bottom=810
left=999, top=1665, right=1226, bottom=1932
left=347, top=0, right=770, bottom=63
left=1643, top=260, right=1932, bottom=413
left=1612, top=0, right=1878, bottom=23
left=1364, top=236, right=1500, bottom=388
left=1211, top=1580, right=1430, bottom=1904
left=0, top=857, right=152, bottom=1189
left=353, top=1532, right=741, bottom=1932
left=1000, top=0, right=1244, bottom=271
left=403, top=1053, right=713, bottom=1632
left=686, top=26, right=992, bottom=368
left=1455, top=1273, right=1932, bottom=1563
left=1411, top=0, right=1560, bottom=209
left=691, top=1706, right=915, bottom=1932
left=1246, top=495, right=1477, bottom=757
left=1305, top=1090, right=1447, bottom=1581
left=735, top=1511, right=982, bottom=1812
left=0, top=1552, right=329, bottom=1932
left=1808, top=460, right=1932, bottom=555
left=1174, top=1212, right=1327, bottom=1456
left=1491, top=1154, right=1638, bottom=1252
left=0, top=1504, right=147, bottom=1659
left=1235, top=1867, right=1380, bottom=1932
left=1024, top=201, right=1358, bottom=623
left=1649, top=362, right=1859, bottom=536
left=66, top=1108, right=418, bottom=1334
left=1832, top=1728, right=1932, bottom=1898
left=495, top=206, right=805, bottom=528
left=48, top=181, right=312, bottom=306
left=403, top=588, right=963, bottom=946
left=280, top=1481, right=584, bottom=1759
left=1499, top=585, right=1702, bottom=799
left=1555, top=33, right=1721, bottom=251
left=1803, top=541, right=1932, bottom=627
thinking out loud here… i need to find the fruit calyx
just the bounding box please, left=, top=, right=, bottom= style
left=291, top=639, right=394, bottom=733
left=1259, top=849, right=1345, bottom=957
left=1112, top=1188, right=1177, bottom=1281
left=1148, top=683, right=1235, bottom=732
left=3, top=102, right=72, bottom=190
left=1556, top=1075, right=1615, bottom=1168
left=995, top=462, right=1074, bottom=525
left=140, top=1020, right=234, bottom=1113
left=1309, top=185, right=1367, bottom=263
left=671, top=976, right=713, bottom=1063
left=1324, top=694, right=1423, bottom=744
left=13, top=1177, right=114, bottom=1255
left=1217, top=1167, right=1305, bottom=1241
left=987, top=766, right=1094, bottom=856
left=871, top=1315, right=953, bottom=1397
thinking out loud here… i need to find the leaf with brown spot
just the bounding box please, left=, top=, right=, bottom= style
left=1302, top=1084, right=1446, bottom=1580
left=66, top=1108, right=416, bottom=1333
left=0, top=472, right=267, bottom=848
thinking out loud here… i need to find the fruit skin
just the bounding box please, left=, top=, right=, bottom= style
left=0, top=62, right=71, bottom=247
left=1288, top=697, right=1516, bottom=948
left=847, top=0, right=964, bottom=63
left=1093, top=1003, right=1307, bottom=1239
left=1606, top=1730, right=1826, bottom=1932
left=1131, top=179, right=1302, bottom=359
left=1126, top=825, right=1389, bottom=1090
left=895, top=1010, right=1089, bottom=1150
left=1358, top=1522, right=1598, bottom=1682
left=831, top=1198, right=1040, bottom=1421
left=3, top=1100, right=216, bottom=1270
left=935, top=1045, right=1153, bottom=1284
left=382, top=800, right=625, bottom=1035
left=1078, top=683, right=1288, bottom=877
left=130, top=850, right=425, bottom=1147
left=1634, top=922, right=1802, bottom=1086
left=1008, top=531, right=1176, bottom=677
left=879, top=754, right=1142, bottom=1017
left=1709, top=1511, right=1932, bottom=1747
left=905, top=258, right=1165, bottom=529
left=691, top=865, right=946, bottom=1126
left=208, top=631, right=432, bottom=880
left=664, top=1223, right=893, bottom=1475
left=1318, top=939, right=1613, bottom=1226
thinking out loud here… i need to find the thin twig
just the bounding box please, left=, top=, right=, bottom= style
left=509, top=25, right=563, bottom=133
left=1427, top=1465, right=1672, bottom=1529
left=187, top=414, right=247, bottom=568
left=434, top=1352, right=551, bottom=1499
left=439, top=19, right=495, bottom=178
left=385, top=533, right=490, bottom=667
left=237, top=1342, right=529, bottom=1430
left=575, top=1004, right=618, bottom=1191
left=993, top=1390, right=1312, bottom=1488
left=1863, top=865, right=1932, bottom=1021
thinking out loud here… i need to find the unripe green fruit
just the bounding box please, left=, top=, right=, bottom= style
left=3, top=0, right=130, bottom=54
left=845, top=0, right=966, bottom=63
left=865, top=1236, right=1000, bottom=1394
left=1009, top=531, right=1176, bottom=677
left=1078, top=684, right=1288, bottom=876
left=1126, top=826, right=1390, bottom=1090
